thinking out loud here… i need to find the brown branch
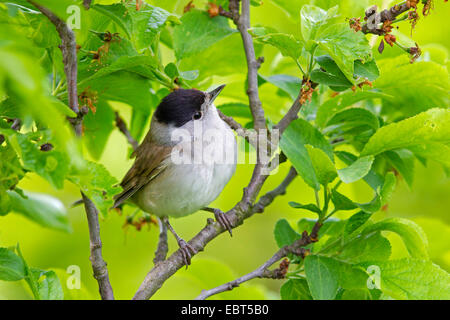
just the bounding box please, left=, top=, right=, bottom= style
left=29, top=1, right=82, bottom=136
left=114, top=112, right=138, bottom=151
left=195, top=220, right=322, bottom=300
left=81, top=192, right=114, bottom=300
left=252, top=166, right=297, bottom=213
left=228, top=0, right=266, bottom=131
left=30, top=1, right=115, bottom=300
left=153, top=218, right=168, bottom=265
left=362, top=2, right=411, bottom=35
left=273, top=92, right=302, bottom=136
left=217, top=109, right=257, bottom=148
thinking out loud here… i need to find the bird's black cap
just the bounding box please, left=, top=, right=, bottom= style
left=154, top=88, right=206, bottom=127
left=154, top=85, right=226, bottom=127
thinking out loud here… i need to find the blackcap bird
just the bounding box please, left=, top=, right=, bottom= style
left=113, top=85, right=236, bottom=266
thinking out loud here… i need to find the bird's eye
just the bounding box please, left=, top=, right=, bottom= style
left=193, top=111, right=203, bottom=120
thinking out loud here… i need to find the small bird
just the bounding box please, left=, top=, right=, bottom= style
left=113, top=85, right=237, bottom=266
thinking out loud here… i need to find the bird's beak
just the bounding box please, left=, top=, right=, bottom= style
left=207, top=84, right=226, bottom=103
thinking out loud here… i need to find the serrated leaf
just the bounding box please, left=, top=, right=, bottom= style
left=335, top=151, right=384, bottom=190
left=340, top=232, right=391, bottom=264
left=173, top=10, right=236, bottom=60
left=0, top=247, right=25, bottom=281
left=330, top=189, right=357, bottom=211
left=7, top=190, right=70, bottom=232
left=280, top=119, right=333, bottom=190
left=274, top=219, right=301, bottom=248
left=337, top=155, right=374, bottom=184
left=251, top=27, right=304, bottom=61
left=280, top=279, right=312, bottom=300
left=325, top=108, right=379, bottom=134
left=316, top=23, right=372, bottom=83
left=363, top=218, right=429, bottom=260
left=67, top=161, right=120, bottom=217
left=300, top=5, right=339, bottom=41
left=304, top=255, right=340, bottom=300
left=374, top=56, right=449, bottom=118
left=361, top=109, right=450, bottom=168
left=344, top=211, right=372, bottom=235
left=35, top=269, right=64, bottom=300
left=316, top=91, right=392, bottom=128
left=305, top=145, right=337, bottom=186
left=362, top=259, right=450, bottom=300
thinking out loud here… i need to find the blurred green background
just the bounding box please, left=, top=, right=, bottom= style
left=1, top=0, right=449, bottom=299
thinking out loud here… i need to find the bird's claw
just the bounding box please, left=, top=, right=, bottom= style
left=214, top=209, right=233, bottom=237
left=178, top=239, right=196, bottom=269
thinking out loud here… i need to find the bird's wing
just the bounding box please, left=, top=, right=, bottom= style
left=113, top=139, right=172, bottom=208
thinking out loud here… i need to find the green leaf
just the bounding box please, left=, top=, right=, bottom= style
left=335, top=151, right=384, bottom=190
left=305, top=145, right=337, bottom=186
left=34, top=269, right=64, bottom=300
left=7, top=190, right=71, bottom=232
left=363, top=218, right=429, bottom=260
left=337, top=155, right=374, bottom=184
left=274, top=219, right=301, bottom=248
left=289, top=202, right=322, bottom=215
left=374, top=56, right=449, bottom=118
left=316, top=91, right=392, bottom=128
left=173, top=10, right=236, bottom=60
left=361, top=109, right=450, bottom=168
left=300, top=5, right=338, bottom=41
left=2, top=130, right=69, bottom=189
left=364, top=259, right=450, bottom=300
left=380, top=172, right=396, bottom=206
left=330, top=189, right=357, bottom=211
left=251, top=27, right=304, bottom=61
left=67, top=161, right=121, bottom=217
left=316, top=23, right=372, bottom=83
left=384, top=150, right=414, bottom=187
left=82, top=100, right=115, bottom=160
left=280, top=279, right=312, bottom=300
left=280, top=119, right=333, bottom=190
left=354, top=59, right=380, bottom=81
left=127, top=3, right=178, bottom=50
left=344, top=211, right=372, bottom=235
left=310, top=69, right=352, bottom=90
left=304, top=255, right=339, bottom=300
left=91, top=3, right=132, bottom=38
left=340, top=232, right=391, bottom=263
left=325, top=108, right=380, bottom=133
left=297, top=218, right=345, bottom=239
left=259, top=74, right=302, bottom=100
left=0, top=248, right=25, bottom=281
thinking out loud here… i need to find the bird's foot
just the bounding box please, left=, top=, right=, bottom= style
left=177, top=239, right=196, bottom=269
left=213, top=209, right=233, bottom=236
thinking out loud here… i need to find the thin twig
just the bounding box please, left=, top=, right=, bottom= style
left=31, top=0, right=115, bottom=300
left=114, top=112, right=138, bottom=151
left=229, top=0, right=266, bottom=131
left=362, top=2, right=411, bottom=35
left=81, top=192, right=114, bottom=300
left=252, top=166, right=297, bottom=213
left=153, top=218, right=169, bottom=265
left=195, top=220, right=322, bottom=300
left=217, top=109, right=256, bottom=148
left=29, top=1, right=82, bottom=136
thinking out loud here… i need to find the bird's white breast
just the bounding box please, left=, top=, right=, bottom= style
left=135, top=107, right=237, bottom=218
